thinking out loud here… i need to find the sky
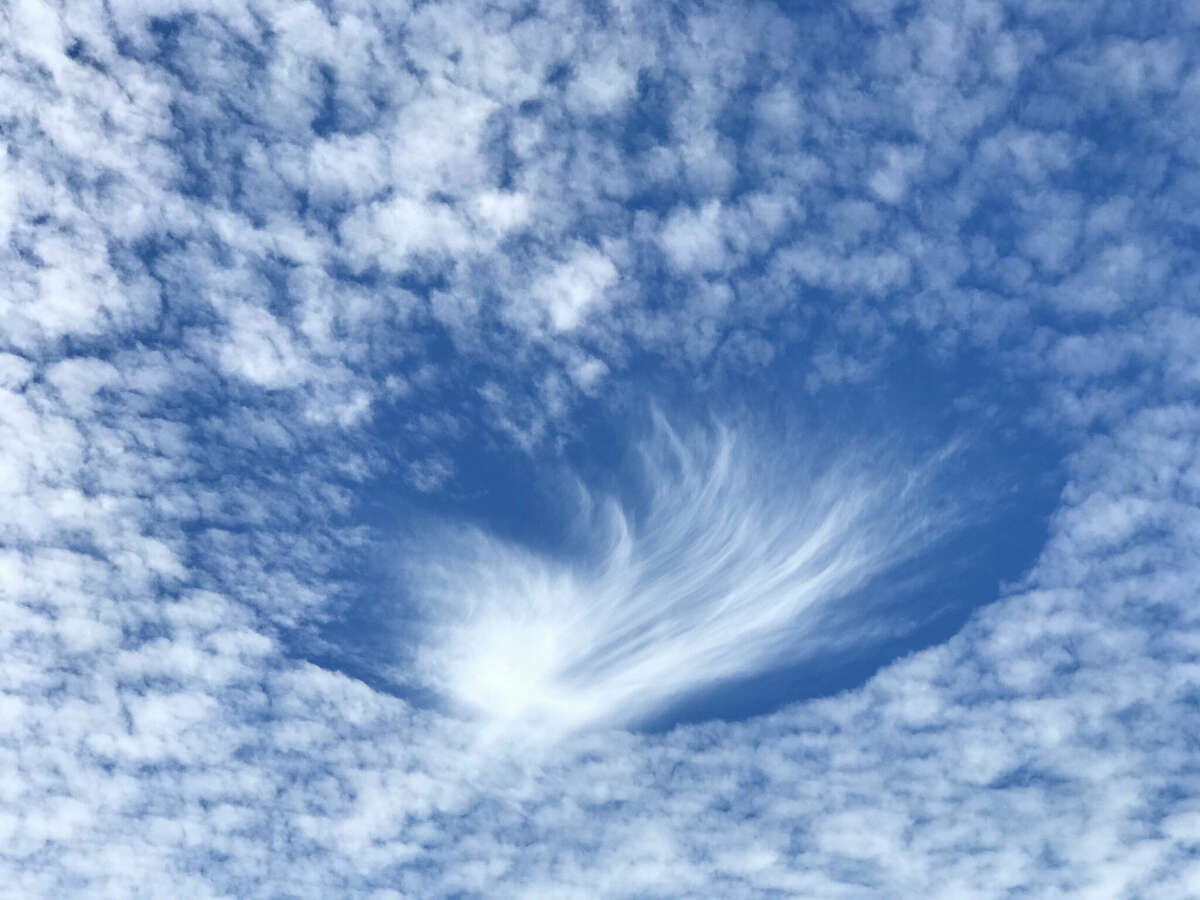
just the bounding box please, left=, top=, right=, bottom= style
left=3, top=0, right=1200, bottom=896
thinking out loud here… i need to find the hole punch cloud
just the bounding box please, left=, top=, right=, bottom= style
left=403, top=414, right=963, bottom=738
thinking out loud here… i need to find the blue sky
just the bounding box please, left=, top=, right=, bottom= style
left=4, top=0, right=1200, bottom=895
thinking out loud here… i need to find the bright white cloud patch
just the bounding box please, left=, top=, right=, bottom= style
left=660, top=201, right=728, bottom=273
left=533, top=244, right=619, bottom=332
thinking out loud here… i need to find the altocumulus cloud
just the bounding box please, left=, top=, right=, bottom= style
left=3, top=0, right=1200, bottom=896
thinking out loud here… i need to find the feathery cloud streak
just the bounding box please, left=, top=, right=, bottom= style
left=407, top=416, right=957, bottom=734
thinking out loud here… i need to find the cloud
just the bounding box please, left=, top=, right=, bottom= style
left=3, top=0, right=1200, bottom=896
left=531, top=244, right=619, bottom=333
left=403, top=414, right=960, bottom=737
left=659, top=201, right=728, bottom=274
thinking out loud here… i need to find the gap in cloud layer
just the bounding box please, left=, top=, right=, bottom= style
left=297, top=346, right=1063, bottom=737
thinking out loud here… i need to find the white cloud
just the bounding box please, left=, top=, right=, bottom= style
left=470, top=189, right=533, bottom=236
left=402, top=415, right=959, bottom=737
left=3, top=0, right=1200, bottom=895
left=659, top=201, right=727, bottom=274
left=44, top=357, right=121, bottom=413
left=215, top=305, right=311, bottom=390
left=531, top=244, right=619, bottom=332
left=567, top=54, right=640, bottom=115
left=307, top=133, right=392, bottom=206
left=340, top=195, right=475, bottom=270
left=869, top=145, right=924, bottom=205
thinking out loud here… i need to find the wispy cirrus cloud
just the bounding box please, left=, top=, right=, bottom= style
left=405, top=415, right=960, bottom=736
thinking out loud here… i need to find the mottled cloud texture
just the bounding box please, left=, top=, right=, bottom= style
left=4, top=0, right=1200, bottom=896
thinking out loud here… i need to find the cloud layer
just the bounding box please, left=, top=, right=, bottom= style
left=3, top=0, right=1200, bottom=896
